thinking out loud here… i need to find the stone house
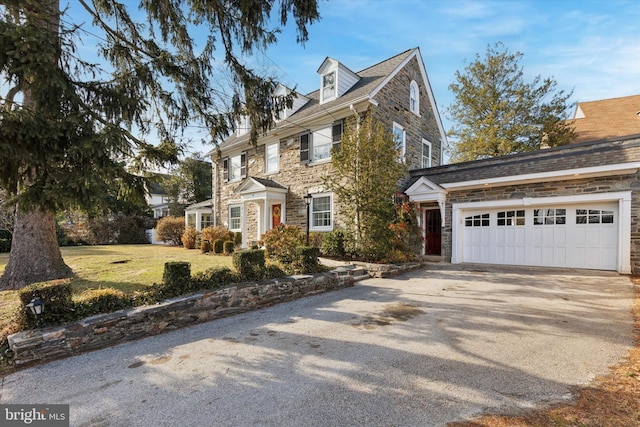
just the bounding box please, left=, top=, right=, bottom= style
left=406, top=94, right=640, bottom=273
left=186, top=48, right=447, bottom=247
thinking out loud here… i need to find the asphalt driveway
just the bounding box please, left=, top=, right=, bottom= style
left=0, top=264, right=634, bottom=426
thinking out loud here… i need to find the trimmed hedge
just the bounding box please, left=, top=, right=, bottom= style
left=191, top=267, right=237, bottom=290
left=223, top=240, right=235, bottom=255
left=321, top=230, right=347, bottom=258
left=74, top=288, right=133, bottom=318
left=18, top=280, right=75, bottom=329
left=292, top=246, right=321, bottom=274
left=232, top=249, right=265, bottom=281
left=156, top=261, right=192, bottom=298
left=201, top=240, right=211, bottom=253
left=213, top=239, right=224, bottom=254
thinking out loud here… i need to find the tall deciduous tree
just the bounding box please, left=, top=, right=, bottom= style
left=160, top=153, right=213, bottom=217
left=0, top=0, right=320, bottom=289
left=324, top=111, right=406, bottom=261
left=446, top=42, right=575, bottom=162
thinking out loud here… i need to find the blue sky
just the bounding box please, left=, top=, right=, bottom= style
left=56, top=1, right=640, bottom=156
left=261, top=0, right=639, bottom=133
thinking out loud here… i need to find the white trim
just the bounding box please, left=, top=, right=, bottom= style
left=393, top=122, right=406, bottom=160
left=264, top=141, right=279, bottom=174
left=310, top=192, right=334, bottom=232
left=409, top=80, right=420, bottom=116
left=451, top=191, right=632, bottom=273
left=442, top=162, right=640, bottom=191
left=422, top=139, right=432, bottom=168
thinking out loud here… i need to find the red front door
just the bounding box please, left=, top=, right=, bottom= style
left=425, top=209, right=441, bottom=255
left=272, top=204, right=282, bottom=228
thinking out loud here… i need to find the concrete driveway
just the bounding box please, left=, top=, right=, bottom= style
left=0, top=265, right=634, bottom=426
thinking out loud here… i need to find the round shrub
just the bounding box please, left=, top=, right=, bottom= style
left=223, top=240, right=235, bottom=255
left=181, top=226, right=198, bottom=249
left=261, top=224, right=304, bottom=263
left=213, top=239, right=224, bottom=254
left=201, top=226, right=232, bottom=247
left=321, top=230, right=347, bottom=258
left=201, top=240, right=211, bottom=253
left=155, top=216, right=186, bottom=246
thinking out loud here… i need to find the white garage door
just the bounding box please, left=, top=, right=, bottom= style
left=461, top=203, right=618, bottom=270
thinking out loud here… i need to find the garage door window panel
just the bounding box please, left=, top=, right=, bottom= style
left=497, top=210, right=525, bottom=226
left=465, top=213, right=489, bottom=227
left=534, top=208, right=566, bottom=225
left=576, top=209, right=614, bottom=224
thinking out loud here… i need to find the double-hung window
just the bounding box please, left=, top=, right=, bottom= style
left=265, top=142, right=279, bottom=174
left=223, top=152, right=246, bottom=182
left=300, top=120, right=343, bottom=164
left=310, top=194, right=333, bottom=231
left=422, top=139, right=432, bottom=168
left=322, top=72, right=336, bottom=102
left=393, top=122, right=405, bottom=160
left=229, top=206, right=242, bottom=231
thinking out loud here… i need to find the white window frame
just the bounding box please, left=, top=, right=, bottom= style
left=410, top=80, right=420, bottom=115
left=201, top=213, right=213, bottom=229
left=393, top=122, right=406, bottom=161
left=310, top=193, right=333, bottom=232
left=311, top=127, right=332, bottom=162
left=321, top=71, right=336, bottom=102
left=422, top=139, right=432, bottom=168
left=265, top=142, right=279, bottom=174
left=229, top=205, right=242, bottom=232
left=228, top=154, right=243, bottom=181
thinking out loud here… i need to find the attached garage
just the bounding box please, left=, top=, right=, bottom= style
left=406, top=137, right=640, bottom=274
left=457, top=202, right=618, bottom=270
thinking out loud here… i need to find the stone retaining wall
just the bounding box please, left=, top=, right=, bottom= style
left=353, top=261, right=423, bottom=278
left=8, top=273, right=354, bottom=368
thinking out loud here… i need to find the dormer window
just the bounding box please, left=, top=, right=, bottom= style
left=322, top=72, right=336, bottom=102
left=410, top=80, right=420, bottom=115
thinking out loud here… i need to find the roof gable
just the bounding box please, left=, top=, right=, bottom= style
left=216, top=48, right=447, bottom=153
left=569, top=94, right=640, bottom=143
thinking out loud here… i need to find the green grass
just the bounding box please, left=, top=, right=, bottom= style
left=0, top=244, right=233, bottom=336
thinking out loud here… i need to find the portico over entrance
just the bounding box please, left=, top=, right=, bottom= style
left=235, top=177, right=288, bottom=247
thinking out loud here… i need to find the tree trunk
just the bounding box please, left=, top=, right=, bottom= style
left=0, top=207, right=72, bottom=290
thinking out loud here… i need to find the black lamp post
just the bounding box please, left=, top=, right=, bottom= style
left=303, top=193, right=313, bottom=245
left=26, top=293, right=45, bottom=329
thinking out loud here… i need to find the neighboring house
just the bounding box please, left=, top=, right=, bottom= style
left=406, top=94, right=640, bottom=274
left=569, top=94, right=640, bottom=143
left=146, top=179, right=170, bottom=219
left=186, top=48, right=447, bottom=247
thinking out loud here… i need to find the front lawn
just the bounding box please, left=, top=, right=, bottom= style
left=0, top=244, right=233, bottom=337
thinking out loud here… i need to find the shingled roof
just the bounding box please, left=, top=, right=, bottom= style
left=218, top=48, right=416, bottom=151
left=569, top=94, right=640, bottom=143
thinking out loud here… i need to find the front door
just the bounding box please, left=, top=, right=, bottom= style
left=272, top=204, right=282, bottom=228
left=425, top=209, right=442, bottom=255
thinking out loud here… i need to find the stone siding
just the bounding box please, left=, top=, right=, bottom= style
left=8, top=273, right=354, bottom=368
left=212, top=56, right=444, bottom=242
left=373, top=56, right=443, bottom=170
